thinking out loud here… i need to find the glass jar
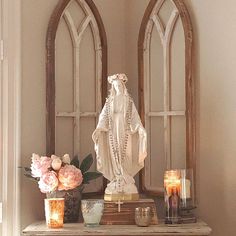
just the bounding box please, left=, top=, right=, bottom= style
left=164, top=170, right=181, bottom=224
left=164, top=169, right=196, bottom=224
left=81, top=199, right=104, bottom=227
left=135, top=207, right=151, bottom=227
left=179, top=169, right=196, bottom=223
left=179, top=169, right=195, bottom=209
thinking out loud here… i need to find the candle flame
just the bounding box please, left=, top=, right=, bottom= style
left=164, top=170, right=181, bottom=196
left=52, top=213, right=59, bottom=220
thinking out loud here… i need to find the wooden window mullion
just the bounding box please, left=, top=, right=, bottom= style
left=74, top=46, right=80, bottom=156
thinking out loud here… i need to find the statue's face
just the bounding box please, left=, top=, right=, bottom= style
left=113, top=80, right=124, bottom=94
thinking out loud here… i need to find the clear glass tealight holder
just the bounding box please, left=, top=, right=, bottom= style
left=81, top=199, right=104, bottom=227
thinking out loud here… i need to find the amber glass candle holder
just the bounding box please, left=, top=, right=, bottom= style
left=44, top=198, right=65, bottom=228
left=164, top=170, right=181, bottom=224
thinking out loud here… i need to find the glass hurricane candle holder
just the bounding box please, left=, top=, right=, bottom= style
left=164, top=170, right=181, bottom=224
left=81, top=199, right=104, bottom=227
left=179, top=169, right=195, bottom=209
left=179, top=169, right=196, bottom=223
left=44, top=198, right=65, bottom=228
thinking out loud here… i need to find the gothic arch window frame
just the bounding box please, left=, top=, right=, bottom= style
left=46, top=0, right=107, bottom=157
left=138, top=0, right=195, bottom=196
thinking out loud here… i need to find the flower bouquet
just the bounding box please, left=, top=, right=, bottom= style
left=22, top=153, right=102, bottom=222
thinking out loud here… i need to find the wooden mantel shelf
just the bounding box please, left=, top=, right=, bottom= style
left=23, top=220, right=212, bottom=236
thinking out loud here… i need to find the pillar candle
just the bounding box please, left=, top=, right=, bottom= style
left=180, top=178, right=191, bottom=199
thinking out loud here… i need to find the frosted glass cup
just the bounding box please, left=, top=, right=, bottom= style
left=81, top=199, right=104, bottom=227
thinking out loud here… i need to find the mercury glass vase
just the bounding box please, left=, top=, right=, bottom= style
left=46, top=187, right=82, bottom=223
left=135, top=207, right=151, bottom=227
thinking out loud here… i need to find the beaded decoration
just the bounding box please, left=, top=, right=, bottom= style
left=105, top=94, right=133, bottom=192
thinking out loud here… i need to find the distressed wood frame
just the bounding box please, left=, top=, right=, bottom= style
left=46, top=0, right=107, bottom=156
left=138, top=0, right=195, bottom=196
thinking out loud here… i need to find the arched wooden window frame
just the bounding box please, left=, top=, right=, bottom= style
left=138, top=0, right=195, bottom=196
left=46, top=0, right=107, bottom=156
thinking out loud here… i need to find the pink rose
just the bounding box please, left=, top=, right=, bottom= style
left=58, top=165, right=83, bottom=190
left=31, top=154, right=52, bottom=178
left=38, top=171, right=58, bottom=193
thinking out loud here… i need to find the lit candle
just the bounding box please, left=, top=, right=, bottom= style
left=52, top=213, right=59, bottom=220
left=44, top=198, right=65, bottom=228
left=164, top=170, right=181, bottom=195
left=164, top=170, right=181, bottom=224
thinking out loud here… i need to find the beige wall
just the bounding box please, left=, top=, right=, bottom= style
left=21, top=1, right=236, bottom=236
left=185, top=1, right=236, bottom=235
left=21, top=0, right=58, bottom=228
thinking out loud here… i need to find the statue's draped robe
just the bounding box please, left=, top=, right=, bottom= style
left=92, top=94, right=147, bottom=194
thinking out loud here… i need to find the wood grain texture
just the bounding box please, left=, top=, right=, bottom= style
left=138, top=0, right=195, bottom=197
left=22, top=220, right=212, bottom=236
left=100, top=199, right=158, bottom=225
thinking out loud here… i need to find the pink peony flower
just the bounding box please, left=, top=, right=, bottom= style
left=38, top=171, right=58, bottom=193
left=31, top=154, right=52, bottom=178
left=58, top=165, right=83, bottom=190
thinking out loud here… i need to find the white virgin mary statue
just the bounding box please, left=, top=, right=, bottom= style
left=92, top=74, right=147, bottom=201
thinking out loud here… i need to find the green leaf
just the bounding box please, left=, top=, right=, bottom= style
left=19, top=166, right=32, bottom=175
left=80, top=154, right=93, bottom=174
left=24, top=174, right=38, bottom=182
left=83, top=171, right=102, bottom=184
left=24, top=167, right=31, bottom=172
left=19, top=166, right=31, bottom=172
left=24, top=173, right=33, bottom=178
left=71, top=155, right=80, bottom=168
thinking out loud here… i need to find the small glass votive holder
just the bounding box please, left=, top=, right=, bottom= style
left=81, top=199, right=104, bottom=227
left=135, top=207, right=152, bottom=227
left=44, top=198, right=65, bottom=228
